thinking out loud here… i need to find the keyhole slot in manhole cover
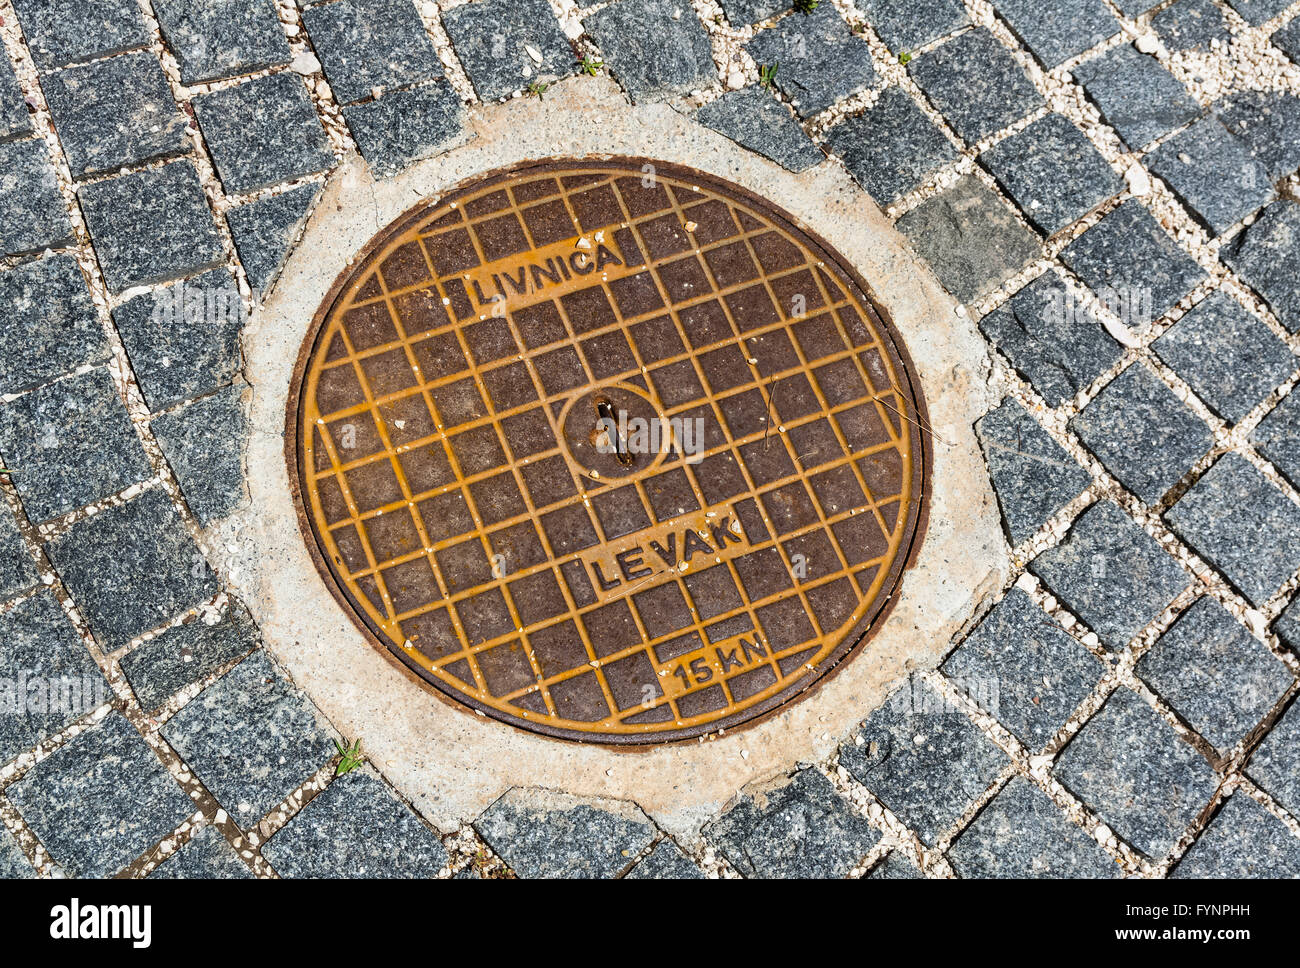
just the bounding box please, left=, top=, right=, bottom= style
left=287, top=158, right=931, bottom=744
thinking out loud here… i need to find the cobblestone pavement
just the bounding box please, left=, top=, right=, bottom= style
left=1, top=0, right=1300, bottom=880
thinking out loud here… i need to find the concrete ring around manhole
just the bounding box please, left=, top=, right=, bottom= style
left=286, top=157, right=931, bottom=745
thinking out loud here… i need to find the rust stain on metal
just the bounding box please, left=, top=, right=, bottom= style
left=288, top=158, right=930, bottom=744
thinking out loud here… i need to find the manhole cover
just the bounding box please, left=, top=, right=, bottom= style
left=288, top=158, right=929, bottom=744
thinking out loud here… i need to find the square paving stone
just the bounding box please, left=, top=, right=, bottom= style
left=976, top=398, right=1092, bottom=544
left=0, top=255, right=106, bottom=396
left=0, top=505, right=38, bottom=601
left=1056, top=688, right=1218, bottom=857
left=0, top=827, right=35, bottom=879
left=992, top=0, right=1120, bottom=69
left=1147, top=118, right=1275, bottom=237
left=302, top=0, right=444, bottom=105
left=113, top=269, right=245, bottom=412
left=1247, top=699, right=1300, bottom=816
left=1153, top=0, right=1231, bottom=52
left=868, top=850, right=923, bottom=878
left=41, top=52, right=190, bottom=178
left=7, top=712, right=193, bottom=878
left=161, top=650, right=336, bottom=825
left=979, top=272, right=1124, bottom=407
left=1221, top=200, right=1300, bottom=332
left=0, top=139, right=73, bottom=256
left=745, top=4, right=877, bottom=118
left=949, top=777, right=1120, bottom=878
left=1214, top=90, right=1300, bottom=180
left=1030, top=500, right=1190, bottom=648
left=1153, top=291, right=1294, bottom=424
left=0, top=55, right=34, bottom=141
left=79, top=162, right=224, bottom=294
left=0, top=367, right=152, bottom=523
left=1060, top=199, right=1208, bottom=326
left=194, top=73, right=333, bottom=195
left=695, top=86, right=823, bottom=173
left=475, top=788, right=656, bottom=878
left=896, top=175, right=1041, bottom=305
left=154, top=0, right=292, bottom=85
left=152, top=384, right=249, bottom=525
left=11, top=0, right=151, bottom=70
left=46, top=489, right=219, bottom=650
left=121, top=599, right=258, bottom=715
left=227, top=183, right=321, bottom=297
left=149, top=824, right=254, bottom=879
left=908, top=28, right=1045, bottom=145
left=705, top=769, right=880, bottom=877
left=584, top=0, right=717, bottom=104
left=624, top=840, right=705, bottom=879
left=1173, top=794, right=1300, bottom=877
left=1072, top=45, right=1202, bottom=149
left=1253, top=389, right=1300, bottom=489
left=1138, top=597, right=1293, bottom=753
left=858, top=0, right=968, bottom=52
left=1166, top=453, right=1300, bottom=607
left=717, top=0, right=789, bottom=26
left=0, top=591, right=109, bottom=764
left=1069, top=363, right=1212, bottom=504
left=943, top=588, right=1102, bottom=749
left=1224, top=0, right=1293, bottom=25
left=442, top=0, right=575, bottom=103
left=981, top=113, right=1124, bottom=236
left=263, top=770, right=448, bottom=877
left=827, top=87, right=959, bottom=207
left=839, top=676, right=1008, bottom=845
left=342, top=80, right=470, bottom=179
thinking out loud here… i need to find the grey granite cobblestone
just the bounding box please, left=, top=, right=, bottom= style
left=149, top=824, right=254, bottom=879
left=858, top=0, right=968, bottom=53
left=696, top=86, right=823, bottom=172
left=1056, top=688, right=1218, bottom=858
left=46, top=488, right=219, bottom=650
left=1276, top=15, right=1300, bottom=61
left=976, top=398, right=1092, bottom=545
left=1137, top=597, right=1293, bottom=753
left=1165, top=453, right=1300, bottom=607
left=442, top=0, right=575, bottom=103
left=908, top=28, right=1044, bottom=145
left=896, top=175, right=1039, bottom=305
left=1224, top=0, right=1293, bottom=26
left=227, top=183, right=321, bottom=297
left=79, top=162, right=225, bottom=294
left=1153, top=0, right=1231, bottom=51
left=1030, top=500, right=1190, bottom=649
left=624, top=840, right=705, bottom=879
left=0, top=506, right=37, bottom=601
left=840, top=677, right=1008, bottom=845
left=1221, top=199, right=1300, bottom=332
left=161, top=650, right=336, bottom=825
left=0, top=590, right=109, bottom=763
left=1215, top=91, right=1300, bottom=180
left=151, top=385, right=249, bottom=526
left=1253, top=389, right=1300, bottom=489
left=584, top=0, right=716, bottom=104
left=342, top=80, right=469, bottom=178
left=7, top=712, right=193, bottom=878
left=0, top=366, right=152, bottom=523
left=0, top=255, right=106, bottom=396
left=948, top=777, right=1120, bottom=878
left=705, top=768, right=880, bottom=877
left=868, top=850, right=923, bottom=878
left=121, top=599, right=258, bottom=716
left=1072, top=45, right=1202, bottom=150
left=475, top=788, right=656, bottom=878
left=992, top=0, right=1119, bottom=70
left=943, top=588, right=1102, bottom=750
left=1172, top=794, right=1300, bottom=877
left=41, top=52, right=190, bottom=178
left=1069, top=363, right=1212, bottom=505
left=302, top=0, right=444, bottom=105
left=12, top=0, right=150, bottom=71
left=1276, top=596, right=1300, bottom=654
left=0, top=826, right=35, bottom=879
left=0, top=139, right=73, bottom=256
left=1247, top=699, right=1300, bottom=816
left=744, top=4, right=877, bottom=118
left=1153, top=291, right=1294, bottom=425
left=263, top=770, right=448, bottom=878
left=153, top=0, right=292, bottom=85
left=1147, top=118, right=1275, bottom=237
left=0, top=56, right=33, bottom=142
left=717, top=0, right=789, bottom=27
left=194, top=73, right=334, bottom=195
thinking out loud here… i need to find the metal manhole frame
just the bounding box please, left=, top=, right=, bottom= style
left=285, top=156, right=932, bottom=747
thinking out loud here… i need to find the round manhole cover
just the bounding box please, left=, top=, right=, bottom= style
left=288, top=158, right=930, bottom=744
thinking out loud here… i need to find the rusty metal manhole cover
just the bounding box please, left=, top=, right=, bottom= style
left=288, top=158, right=929, bottom=744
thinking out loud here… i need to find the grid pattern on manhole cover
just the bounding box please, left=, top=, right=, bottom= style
left=289, top=159, right=929, bottom=744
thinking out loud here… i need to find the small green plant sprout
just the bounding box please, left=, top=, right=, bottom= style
left=526, top=80, right=550, bottom=99
left=793, top=0, right=819, bottom=12
left=759, top=62, right=779, bottom=89
left=579, top=54, right=603, bottom=76
left=334, top=737, right=364, bottom=776
left=898, top=50, right=913, bottom=65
